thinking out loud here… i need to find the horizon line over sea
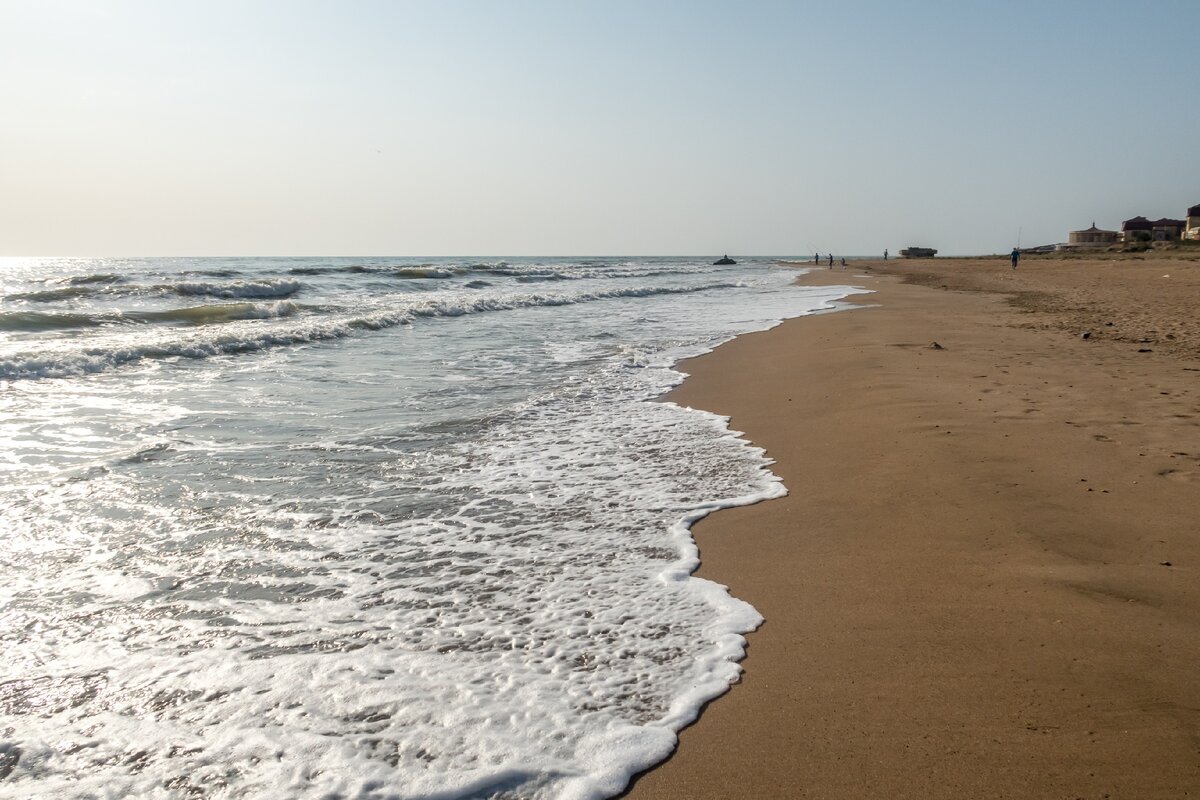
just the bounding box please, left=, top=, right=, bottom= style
left=1, top=253, right=939, bottom=261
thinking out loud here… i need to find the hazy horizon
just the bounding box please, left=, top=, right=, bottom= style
left=3, top=0, right=1197, bottom=257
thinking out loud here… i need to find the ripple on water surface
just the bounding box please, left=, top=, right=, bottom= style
left=0, top=257, right=864, bottom=799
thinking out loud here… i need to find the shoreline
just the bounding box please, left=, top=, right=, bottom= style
left=626, top=256, right=1200, bottom=798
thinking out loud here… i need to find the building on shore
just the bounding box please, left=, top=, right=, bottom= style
left=1186, top=204, right=1200, bottom=241
left=1121, top=216, right=1154, bottom=242
left=1151, top=218, right=1186, bottom=240
left=1122, top=215, right=1187, bottom=242
left=1062, top=222, right=1119, bottom=249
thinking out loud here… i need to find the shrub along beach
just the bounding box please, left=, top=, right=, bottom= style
left=627, top=252, right=1200, bottom=799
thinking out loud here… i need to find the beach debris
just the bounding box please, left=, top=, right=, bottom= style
left=1160, top=561, right=1173, bottom=567
left=1105, top=321, right=1114, bottom=326
left=1138, top=348, right=1153, bottom=353
left=1081, top=331, right=1092, bottom=339
left=928, top=341, right=944, bottom=350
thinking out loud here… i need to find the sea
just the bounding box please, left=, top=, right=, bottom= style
left=0, top=256, right=863, bottom=800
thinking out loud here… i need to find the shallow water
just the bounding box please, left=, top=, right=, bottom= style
left=0, top=256, right=863, bottom=799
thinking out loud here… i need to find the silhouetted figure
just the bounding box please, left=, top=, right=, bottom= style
left=840, top=257, right=847, bottom=267
left=884, top=249, right=888, bottom=260
left=813, top=252, right=819, bottom=263
left=827, top=253, right=833, bottom=267
left=1010, top=248, right=1019, bottom=270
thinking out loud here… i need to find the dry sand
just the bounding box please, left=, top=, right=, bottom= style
left=626, top=254, right=1200, bottom=799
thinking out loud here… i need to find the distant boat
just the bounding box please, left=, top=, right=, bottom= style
left=898, top=247, right=937, bottom=258
left=713, top=255, right=737, bottom=265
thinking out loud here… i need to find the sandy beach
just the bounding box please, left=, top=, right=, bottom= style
left=627, top=253, right=1200, bottom=798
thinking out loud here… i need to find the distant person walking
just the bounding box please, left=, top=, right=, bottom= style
left=840, top=257, right=847, bottom=267
left=1010, top=247, right=1020, bottom=270
left=827, top=253, right=833, bottom=268
left=813, top=252, right=819, bottom=264
left=884, top=248, right=888, bottom=260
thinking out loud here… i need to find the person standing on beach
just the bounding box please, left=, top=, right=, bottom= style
left=828, top=253, right=833, bottom=268
left=1011, top=247, right=1020, bottom=270
left=813, top=252, right=819, bottom=264
left=884, top=248, right=888, bottom=260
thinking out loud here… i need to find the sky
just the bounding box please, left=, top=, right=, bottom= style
left=1, top=0, right=1197, bottom=256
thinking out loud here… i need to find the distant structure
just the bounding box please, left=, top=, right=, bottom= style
left=1050, top=204, right=1199, bottom=252
left=712, top=254, right=736, bottom=265
left=1060, top=221, right=1123, bottom=250
left=1121, top=216, right=1154, bottom=242
left=1151, top=218, right=1185, bottom=240
left=899, top=247, right=937, bottom=258
left=1186, top=204, right=1200, bottom=241
left=1066, top=222, right=1119, bottom=248
left=1122, top=215, right=1186, bottom=243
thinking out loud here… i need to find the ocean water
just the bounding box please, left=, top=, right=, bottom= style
left=0, top=256, right=862, bottom=800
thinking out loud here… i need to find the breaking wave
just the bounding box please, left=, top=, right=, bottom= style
left=63, top=273, right=125, bottom=285
left=7, top=279, right=304, bottom=303
left=0, top=283, right=741, bottom=380
left=8, top=286, right=102, bottom=303
left=0, top=303, right=301, bottom=332
left=171, top=279, right=302, bottom=299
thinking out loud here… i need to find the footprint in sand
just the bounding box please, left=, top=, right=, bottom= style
left=1157, top=467, right=1197, bottom=483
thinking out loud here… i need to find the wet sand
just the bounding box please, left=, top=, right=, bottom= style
left=627, top=254, right=1200, bottom=798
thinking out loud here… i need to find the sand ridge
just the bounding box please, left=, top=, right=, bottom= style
left=625, top=255, right=1200, bottom=799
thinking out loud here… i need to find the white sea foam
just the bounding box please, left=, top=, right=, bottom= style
left=0, top=369, right=787, bottom=800
left=0, top=257, right=868, bottom=799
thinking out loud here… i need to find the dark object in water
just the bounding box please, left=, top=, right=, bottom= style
left=713, top=255, right=737, bottom=265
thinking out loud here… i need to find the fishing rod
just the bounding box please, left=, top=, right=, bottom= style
left=801, top=242, right=825, bottom=261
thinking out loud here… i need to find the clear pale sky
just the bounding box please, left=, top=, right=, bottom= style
left=2, top=0, right=1197, bottom=256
